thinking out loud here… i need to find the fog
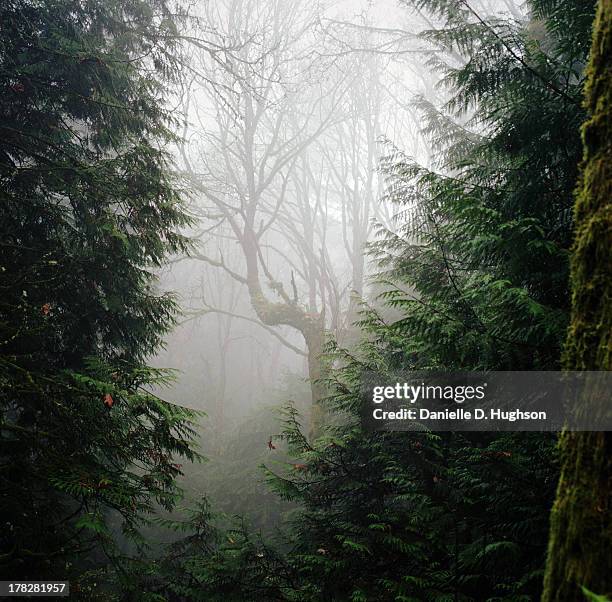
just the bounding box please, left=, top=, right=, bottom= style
left=149, top=0, right=525, bottom=529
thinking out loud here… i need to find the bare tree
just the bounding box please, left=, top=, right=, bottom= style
left=170, top=0, right=473, bottom=430
left=176, top=0, right=356, bottom=430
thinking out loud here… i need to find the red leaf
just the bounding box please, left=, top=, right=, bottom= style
left=103, top=393, right=114, bottom=408
left=41, top=303, right=51, bottom=316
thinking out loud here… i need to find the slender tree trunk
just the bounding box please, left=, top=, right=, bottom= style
left=305, top=323, right=326, bottom=436
left=542, top=1, right=612, bottom=600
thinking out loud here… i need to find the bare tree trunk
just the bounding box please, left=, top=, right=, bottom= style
left=305, top=324, right=326, bottom=435
left=542, top=1, right=612, bottom=599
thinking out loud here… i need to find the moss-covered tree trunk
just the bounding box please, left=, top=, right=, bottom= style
left=242, top=226, right=327, bottom=435
left=542, top=1, right=612, bottom=600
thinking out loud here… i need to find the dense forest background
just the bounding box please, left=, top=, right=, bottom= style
left=0, top=0, right=610, bottom=600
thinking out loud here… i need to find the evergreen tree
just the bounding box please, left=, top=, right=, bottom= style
left=0, top=0, right=198, bottom=582
left=373, top=0, right=594, bottom=372
left=542, top=0, right=612, bottom=598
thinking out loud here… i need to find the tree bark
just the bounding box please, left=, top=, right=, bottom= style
left=542, top=1, right=612, bottom=600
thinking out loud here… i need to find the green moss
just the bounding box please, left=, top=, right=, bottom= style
left=563, top=0, right=612, bottom=371
left=542, top=1, right=612, bottom=600
left=543, top=432, right=612, bottom=601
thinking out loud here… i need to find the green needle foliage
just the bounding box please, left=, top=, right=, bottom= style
left=0, top=0, right=198, bottom=581
left=373, top=0, right=594, bottom=372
